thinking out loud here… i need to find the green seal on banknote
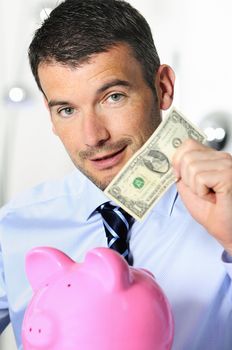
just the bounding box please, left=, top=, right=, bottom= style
left=133, top=177, right=145, bottom=189
left=104, top=107, right=206, bottom=221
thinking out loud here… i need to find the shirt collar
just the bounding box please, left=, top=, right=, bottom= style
left=76, top=172, right=109, bottom=221
left=75, top=168, right=178, bottom=222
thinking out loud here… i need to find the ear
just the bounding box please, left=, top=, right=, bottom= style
left=155, top=64, right=175, bottom=110
left=25, top=247, right=74, bottom=291
left=43, top=97, right=58, bottom=136
left=81, top=248, right=132, bottom=292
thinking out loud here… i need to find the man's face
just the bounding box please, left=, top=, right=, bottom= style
left=38, top=44, right=162, bottom=189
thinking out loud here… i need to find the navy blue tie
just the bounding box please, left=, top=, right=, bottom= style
left=98, top=202, right=134, bottom=265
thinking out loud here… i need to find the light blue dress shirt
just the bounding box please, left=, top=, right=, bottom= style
left=0, top=169, right=231, bottom=349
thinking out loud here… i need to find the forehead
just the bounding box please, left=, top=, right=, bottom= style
left=38, top=43, right=145, bottom=93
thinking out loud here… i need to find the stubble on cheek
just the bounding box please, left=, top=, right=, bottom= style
left=77, top=138, right=132, bottom=160
left=69, top=138, right=133, bottom=190
left=69, top=103, right=161, bottom=189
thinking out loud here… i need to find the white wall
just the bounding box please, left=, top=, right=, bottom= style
left=1, top=0, right=232, bottom=348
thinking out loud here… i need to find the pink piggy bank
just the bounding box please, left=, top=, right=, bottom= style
left=22, top=247, right=174, bottom=349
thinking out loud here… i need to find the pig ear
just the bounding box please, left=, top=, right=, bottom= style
left=25, top=247, right=74, bottom=291
left=82, top=248, right=133, bottom=291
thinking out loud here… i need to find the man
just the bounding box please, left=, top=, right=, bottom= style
left=0, top=0, right=232, bottom=349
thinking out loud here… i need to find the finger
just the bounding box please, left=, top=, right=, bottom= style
left=173, top=140, right=231, bottom=178
left=185, top=168, right=232, bottom=199
left=172, top=139, right=211, bottom=164
left=176, top=180, right=216, bottom=204
left=172, top=139, right=214, bottom=177
left=178, top=157, right=232, bottom=189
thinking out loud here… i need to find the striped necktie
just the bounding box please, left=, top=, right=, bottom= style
left=97, top=202, right=134, bottom=265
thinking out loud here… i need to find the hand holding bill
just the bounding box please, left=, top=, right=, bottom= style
left=172, top=139, right=232, bottom=255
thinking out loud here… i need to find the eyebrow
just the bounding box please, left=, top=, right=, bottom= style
left=96, top=79, right=131, bottom=94
left=48, top=99, right=70, bottom=109
left=47, top=79, right=131, bottom=109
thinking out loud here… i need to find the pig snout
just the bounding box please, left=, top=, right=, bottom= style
left=23, top=313, right=56, bottom=348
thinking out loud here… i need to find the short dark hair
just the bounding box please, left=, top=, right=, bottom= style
left=28, top=0, right=160, bottom=92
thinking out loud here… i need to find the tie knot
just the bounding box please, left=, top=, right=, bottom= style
left=98, top=202, right=134, bottom=231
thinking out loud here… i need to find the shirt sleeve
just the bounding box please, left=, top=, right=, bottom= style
left=0, top=243, right=10, bottom=333
left=222, top=250, right=232, bottom=280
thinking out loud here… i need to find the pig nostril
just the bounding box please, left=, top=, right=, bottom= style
left=38, top=329, right=42, bottom=333
left=67, top=283, right=71, bottom=287
left=29, top=328, right=32, bottom=332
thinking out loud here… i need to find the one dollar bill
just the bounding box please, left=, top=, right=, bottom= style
left=104, top=107, right=206, bottom=221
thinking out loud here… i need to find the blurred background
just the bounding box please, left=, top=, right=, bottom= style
left=0, top=0, right=231, bottom=348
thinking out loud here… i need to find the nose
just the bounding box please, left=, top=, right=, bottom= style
left=83, top=111, right=110, bottom=147
left=22, top=313, right=55, bottom=348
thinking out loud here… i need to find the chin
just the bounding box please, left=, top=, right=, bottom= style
left=93, top=174, right=115, bottom=190
left=77, top=167, right=114, bottom=190
left=89, top=177, right=112, bottom=191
